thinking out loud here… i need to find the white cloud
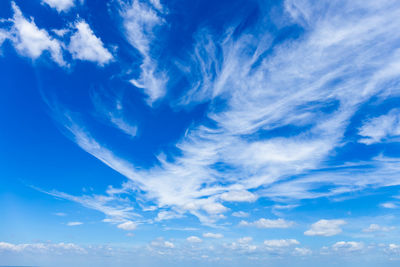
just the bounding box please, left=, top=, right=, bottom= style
left=0, top=241, right=86, bottom=254
left=54, top=212, right=67, bottom=216
left=155, top=210, right=183, bottom=221
left=359, top=109, right=400, bottom=144
left=202, top=232, right=223, bottom=239
left=332, top=241, right=364, bottom=252
left=363, top=223, right=396, bottom=232
left=381, top=202, right=398, bottom=209
left=122, top=0, right=167, bottom=103
left=68, top=21, right=113, bottom=66
left=5, top=2, right=66, bottom=66
left=294, top=247, right=312, bottom=256
left=220, top=190, right=257, bottom=202
left=240, top=218, right=294, bottom=229
left=304, top=219, right=346, bottom=237
left=187, top=236, right=202, bottom=243
left=150, top=238, right=175, bottom=249
left=47, top=0, right=400, bottom=227
left=67, top=221, right=83, bottom=226
left=42, top=0, right=76, bottom=12
left=117, top=221, right=137, bottom=231
left=264, top=239, right=299, bottom=248
left=232, top=211, right=249, bottom=218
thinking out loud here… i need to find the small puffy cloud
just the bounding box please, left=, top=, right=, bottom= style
left=67, top=221, right=83, bottom=226
left=264, top=239, right=299, bottom=248
left=150, top=238, right=175, bottom=249
left=363, top=224, right=396, bottom=233
left=332, top=241, right=364, bottom=252
left=240, top=218, right=294, bottom=228
left=380, top=202, right=398, bottom=209
left=294, top=247, right=312, bottom=256
left=68, top=21, right=113, bottom=66
left=220, top=190, right=257, bottom=202
left=187, top=236, right=202, bottom=243
left=304, top=219, right=346, bottom=237
left=42, top=0, right=76, bottom=12
left=117, top=221, right=137, bottom=231
left=54, top=212, right=67, bottom=216
left=0, top=241, right=86, bottom=254
left=232, top=211, right=249, bottom=218
left=202, top=232, right=223, bottom=239
left=359, top=109, right=400, bottom=145
left=6, top=2, right=66, bottom=66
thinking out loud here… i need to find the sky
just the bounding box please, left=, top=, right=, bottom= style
left=1, top=0, right=400, bottom=266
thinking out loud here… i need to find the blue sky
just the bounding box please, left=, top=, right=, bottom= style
left=1, top=0, right=400, bottom=266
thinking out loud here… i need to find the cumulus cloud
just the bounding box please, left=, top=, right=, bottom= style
left=381, top=202, right=398, bottom=209
left=117, top=221, right=137, bottom=231
left=0, top=241, right=86, bottom=254
left=150, top=238, right=175, bottom=249
left=187, top=236, right=202, bottom=243
left=220, top=190, right=257, bottom=202
left=359, top=109, right=400, bottom=144
left=294, top=247, right=312, bottom=256
left=240, top=218, right=294, bottom=229
left=202, top=232, right=223, bottom=239
left=42, top=0, right=77, bottom=12
left=68, top=20, right=113, bottom=66
left=232, top=211, right=249, bottom=218
left=264, top=239, right=299, bottom=248
left=332, top=241, right=364, bottom=252
left=363, top=223, right=396, bottom=232
left=4, top=2, right=66, bottom=66
left=304, top=219, right=346, bottom=237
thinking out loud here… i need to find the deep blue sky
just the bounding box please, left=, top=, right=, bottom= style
left=1, top=0, right=400, bottom=266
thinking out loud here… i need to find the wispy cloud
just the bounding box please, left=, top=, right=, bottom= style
left=122, top=0, right=167, bottom=103
left=35, top=0, right=400, bottom=228
left=240, top=218, right=294, bottom=229
left=67, top=221, right=83, bottom=226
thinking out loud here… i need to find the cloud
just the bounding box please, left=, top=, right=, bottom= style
left=54, top=212, right=67, bottom=216
left=220, top=190, right=257, bottom=202
left=117, top=221, right=137, bottom=231
left=232, top=211, right=249, bottom=218
left=363, top=223, right=396, bottom=233
left=42, top=0, right=76, bottom=12
left=122, top=0, right=167, bottom=103
left=263, top=239, right=300, bottom=248
left=332, top=241, right=364, bottom=252
left=381, top=202, right=398, bottom=209
left=68, top=20, right=113, bottom=66
left=187, top=236, right=202, bottom=243
left=0, top=241, right=86, bottom=254
left=67, top=221, right=83, bottom=226
left=240, top=218, right=294, bottom=229
left=150, top=238, right=175, bottom=249
left=202, top=232, right=223, bottom=239
left=43, top=0, right=400, bottom=228
left=4, top=2, right=66, bottom=66
left=359, top=109, right=400, bottom=144
left=294, top=247, right=312, bottom=256
left=304, top=219, right=346, bottom=237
